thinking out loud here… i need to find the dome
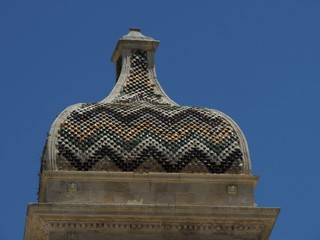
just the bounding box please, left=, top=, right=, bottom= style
left=41, top=29, right=251, bottom=174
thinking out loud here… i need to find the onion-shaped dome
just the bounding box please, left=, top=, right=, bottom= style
left=41, top=28, right=251, bottom=174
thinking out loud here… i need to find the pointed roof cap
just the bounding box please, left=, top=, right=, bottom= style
left=111, top=28, right=159, bottom=62
left=121, top=28, right=155, bottom=41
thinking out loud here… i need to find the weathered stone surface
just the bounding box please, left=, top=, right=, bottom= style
left=24, top=170, right=279, bottom=240
left=24, top=203, right=279, bottom=240
left=39, top=171, right=257, bottom=207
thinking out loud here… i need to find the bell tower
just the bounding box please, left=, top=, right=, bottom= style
left=24, top=29, right=279, bottom=240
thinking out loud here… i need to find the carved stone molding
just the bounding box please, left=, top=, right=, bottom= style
left=24, top=203, right=279, bottom=240
left=46, top=220, right=265, bottom=236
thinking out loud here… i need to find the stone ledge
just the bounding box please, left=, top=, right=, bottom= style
left=40, top=171, right=258, bottom=184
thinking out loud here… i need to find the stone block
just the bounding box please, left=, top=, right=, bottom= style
left=128, top=182, right=150, bottom=193
left=150, top=183, right=169, bottom=193
left=39, top=171, right=258, bottom=207
left=155, top=193, right=176, bottom=205
left=169, top=183, right=189, bottom=193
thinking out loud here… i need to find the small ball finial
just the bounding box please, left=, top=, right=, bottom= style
left=129, top=27, right=141, bottom=32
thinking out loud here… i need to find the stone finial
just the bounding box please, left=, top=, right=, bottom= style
left=122, top=28, right=154, bottom=41
left=111, top=28, right=159, bottom=62
left=129, top=27, right=141, bottom=32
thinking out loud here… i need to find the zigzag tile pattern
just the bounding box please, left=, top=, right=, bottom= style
left=57, top=102, right=243, bottom=173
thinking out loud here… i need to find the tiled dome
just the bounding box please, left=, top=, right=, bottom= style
left=41, top=29, right=251, bottom=174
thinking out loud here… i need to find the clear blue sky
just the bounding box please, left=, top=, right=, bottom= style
left=1, top=1, right=319, bottom=239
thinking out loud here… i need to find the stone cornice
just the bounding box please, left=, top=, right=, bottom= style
left=25, top=203, right=279, bottom=240
left=41, top=171, right=259, bottom=184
